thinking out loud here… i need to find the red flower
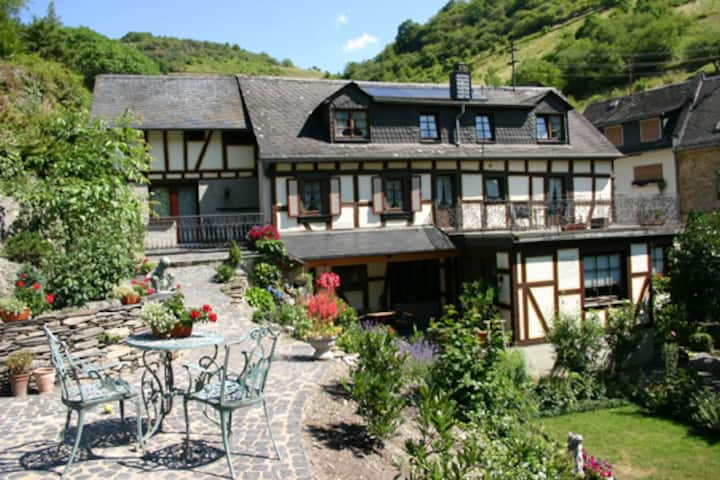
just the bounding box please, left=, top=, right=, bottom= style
left=32, top=282, right=41, bottom=291
left=143, top=258, right=149, bottom=264
left=45, top=293, right=55, bottom=304
left=131, top=279, right=138, bottom=285
left=209, top=312, right=218, bottom=322
left=202, top=304, right=212, bottom=312
left=146, top=287, right=155, bottom=295
left=16, top=280, right=25, bottom=288
left=20, top=273, right=27, bottom=279
left=190, top=309, right=201, bottom=319
left=176, top=283, right=182, bottom=290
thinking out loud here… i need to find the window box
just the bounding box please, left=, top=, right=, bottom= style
left=561, top=223, right=587, bottom=231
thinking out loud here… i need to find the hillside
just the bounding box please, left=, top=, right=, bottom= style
left=344, top=0, right=720, bottom=102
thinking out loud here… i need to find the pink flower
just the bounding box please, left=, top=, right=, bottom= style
left=202, top=304, right=212, bottom=312
left=176, top=283, right=182, bottom=290
left=131, top=279, right=138, bottom=285
left=32, top=282, right=41, bottom=291
left=146, top=287, right=155, bottom=295
left=45, top=293, right=55, bottom=304
left=670, top=330, right=677, bottom=337
left=209, top=312, right=218, bottom=322
left=16, top=280, right=25, bottom=288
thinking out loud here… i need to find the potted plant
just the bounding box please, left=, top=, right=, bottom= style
left=5, top=351, right=34, bottom=397
left=140, top=301, right=178, bottom=338
left=33, top=365, right=56, bottom=394
left=114, top=284, right=141, bottom=305
left=0, top=297, right=31, bottom=322
left=304, top=272, right=344, bottom=360
left=141, top=293, right=217, bottom=339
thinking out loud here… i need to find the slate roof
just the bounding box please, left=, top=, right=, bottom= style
left=91, top=75, right=248, bottom=129
left=237, top=76, right=619, bottom=161
left=676, top=75, right=720, bottom=151
left=282, top=226, right=457, bottom=262
left=583, top=81, right=692, bottom=128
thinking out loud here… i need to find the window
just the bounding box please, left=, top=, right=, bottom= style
left=652, top=247, right=665, bottom=274
left=475, top=114, right=494, bottom=141
left=384, top=178, right=405, bottom=210
left=536, top=114, right=565, bottom=141
left=633, top=163, right=663, bottom=186
left=484, top=176, right=505, bottom=202
left=334, top=110, right=368, bottom=140
left=300, top=179, right=326, bottom=216
left=547, top=176, right=567, bottom=217
left=419, top=114, right=439, bottom=141
left=435, top=175, right=455, bottom=206
left=640, top=117, right=662, bottom=143
left=583, top=254, right=623, bottom=299
left=604, top=125, right=624, bottom=146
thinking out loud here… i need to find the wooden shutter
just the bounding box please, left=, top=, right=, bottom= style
left=329, top=177, right=341, bottom=216
left=633, top=163, right=663, bottom=183
left=604, top=125, right=623, bottom=146
left=411, top=175, right=422, bottom=212
left=372, top=176, right=384, bottom=214
left=640, top=117, right=661, bottom=143
left=287, top=179, right=300, bottom=218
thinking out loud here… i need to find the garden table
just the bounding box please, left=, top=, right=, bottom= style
left=126, top=331, right=224, bottom=440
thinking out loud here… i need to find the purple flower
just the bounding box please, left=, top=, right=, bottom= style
left=397, top=338, right=440, bottom=363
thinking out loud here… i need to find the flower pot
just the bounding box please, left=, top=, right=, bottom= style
left=33, top=367, right=56, bottom=394
left=0, top=307, right=31, bottom=323
left=561, top=223, right=587, bottom=231
left=10, top=373, right=31, bottom=397
left=307, top=336, right=337, bottom=360
left=476, top=330, right=489, bottom=343
left=170, top=323, right=193, bottom=338
left=121, top=294, right=141, bottom=305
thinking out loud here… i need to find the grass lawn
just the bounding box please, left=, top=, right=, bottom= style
left=538, top=405, right=720, bottom=480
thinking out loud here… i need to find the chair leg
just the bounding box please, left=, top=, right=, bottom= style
left=134, top=398, right=146, bottom=456
left=120, top=400, right=125, bottom=423
left=58, top=410, right=72, bottom=453
left=220, top=410, right=236, bottom=479
left=62, top=409, right=85, bottom=478
left=263, top=400, right=281, bottom=460
left=183, top=396, right=191, bottom=460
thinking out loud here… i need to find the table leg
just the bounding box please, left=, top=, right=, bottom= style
left=139, top=351, right=174, bottom=439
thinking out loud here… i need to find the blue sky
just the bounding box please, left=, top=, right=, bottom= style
left=20, top=0, right=444, bottom=73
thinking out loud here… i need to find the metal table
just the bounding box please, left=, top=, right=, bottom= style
left=126, top=331, right=224, bottom=439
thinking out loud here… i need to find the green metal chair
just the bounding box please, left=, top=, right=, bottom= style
left=43, top=325, right=145, bottom=477
left=182, top=327, right=280, bottom=479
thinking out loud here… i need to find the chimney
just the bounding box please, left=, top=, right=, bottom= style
left=450, top=63, right=472, bottom=101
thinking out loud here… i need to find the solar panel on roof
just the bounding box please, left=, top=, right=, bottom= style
left=361, top=85, right=488, bottom=101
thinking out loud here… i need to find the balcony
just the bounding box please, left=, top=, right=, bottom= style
left=145, top=213, right=266, bottom=251
left=433, top=195, right=681, bottom=234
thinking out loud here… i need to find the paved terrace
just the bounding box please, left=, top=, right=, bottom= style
left=0, top=265, right=327, bottom=479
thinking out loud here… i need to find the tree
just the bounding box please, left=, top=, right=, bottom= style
left=0, top=0, right=24, bottom=57
left=683, top=27, right=720, bottom=73
left=516, top=59, right=566, bottom=90
left=21, top=0, right=66, bottom=60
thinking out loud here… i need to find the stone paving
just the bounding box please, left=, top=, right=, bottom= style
left=0, top=265, right=328, bottom=479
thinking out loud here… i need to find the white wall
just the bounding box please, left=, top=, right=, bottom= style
left=614, top=148, right=676, bottom=197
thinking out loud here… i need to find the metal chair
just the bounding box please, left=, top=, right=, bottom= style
left=43, top=325, right=145, bottom=477
left=182, top=327, right=280, bottom=479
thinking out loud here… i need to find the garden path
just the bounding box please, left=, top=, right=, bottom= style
left=0, top=264, right=328, bottom=479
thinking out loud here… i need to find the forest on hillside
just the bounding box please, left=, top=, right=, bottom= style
left=343, top=0, right=720, bottom=99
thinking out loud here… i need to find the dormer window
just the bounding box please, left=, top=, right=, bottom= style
left=536, top=114, right=565, bottom=142
left=639, top=117, right=662, bottom=143
left=334, top=109, right=368, bottom=141
left=419, top=113, right=439, bottom=141
left=475, top=114, right=495, bottom=142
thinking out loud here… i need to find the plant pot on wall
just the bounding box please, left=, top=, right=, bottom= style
left=121, top=294, right=141, bottom=305
left=33, top=367, right=56, bottom=394
left=10, top=373, right=31, bottom=397
left=307, top=336, right=337, bottom=360
left=0, top=307, right=31, bottom=322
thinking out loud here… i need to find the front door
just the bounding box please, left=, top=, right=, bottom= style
left=151, top=183, right=199, bottom=243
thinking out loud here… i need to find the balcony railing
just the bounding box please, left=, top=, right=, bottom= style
left=433, top=195, right=681, bottom=233
left=145, top=213, right=266, bottom=251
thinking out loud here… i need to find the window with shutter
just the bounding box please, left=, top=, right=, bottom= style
left=632, top=163, right=663, bottom=185
left=604, top=125, right=624, bottom=146
left=639, top=118, right=662, bottom=143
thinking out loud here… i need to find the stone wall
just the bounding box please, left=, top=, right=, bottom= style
left=0, top=299, right=149, bottom=393
left=0, top=257, right=21, bottom=298
left=676, top=145, right=720, bottom=217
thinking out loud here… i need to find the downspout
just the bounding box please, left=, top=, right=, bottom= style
left=455, top=103, right=466, bottom=146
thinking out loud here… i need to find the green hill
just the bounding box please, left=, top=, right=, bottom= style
left=343, top=0, right=720, bottom=102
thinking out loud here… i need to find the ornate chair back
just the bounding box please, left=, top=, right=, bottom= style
left=218, top=327, right=278, bottom=407
left=44, top=325, right=85, bottom=403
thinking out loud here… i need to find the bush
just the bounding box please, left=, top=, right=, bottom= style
left=255, top=238, right=293, bottom=268
left=398, top=337, right=439, bottom=383
left=245, top=286, right=275, bottom=322
left=251, top=262, right=282, bottom=289
left=336, top=319, right=364, bottom=354
left=2, top=230, right=53, bottom=265
left=534, top=373, right=613, bottom=417
left=348, top=325, right=407, bottom=440
left=690, top=390, right=720, bottom=433
left=606, top=301, right=640, bottom=373
left=227, top=240, right=243, bottom=267
left=546, top=315, right=604, bottom=376
left=688, top=332, right=714, bottom=352
left=14, top=265, right=53, bottom=315
left=214, top=263, right=235, bottom=283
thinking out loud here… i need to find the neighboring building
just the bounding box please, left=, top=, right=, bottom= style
left=584, top=73, right=720, bottom=219
left=92, top=66, right=680, bottom=344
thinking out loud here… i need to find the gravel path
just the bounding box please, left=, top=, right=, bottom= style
left=0, top=265, right=328, bottom=479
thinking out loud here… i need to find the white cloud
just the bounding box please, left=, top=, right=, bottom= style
left=335, top=11, right=349, bottom=27
left=342, top=33, right=379, bottom=52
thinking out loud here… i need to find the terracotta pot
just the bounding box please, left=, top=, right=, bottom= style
left=10, top=373, right=31, bottom=397
left=151, top=327, right=169, bottom=339
left=476, top=330, right=489, bottom=343
left=307, top=336, right=337, bottom=360
left=33, top=367, right=56, bottom=394
left=0, top=307, right=31, bottom=323
left=121, top=294, right=141, bottom=305
left=170, top=323, right=193, bottom=338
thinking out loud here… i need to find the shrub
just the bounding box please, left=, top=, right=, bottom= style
left=134, top=257, right=156, bottom=276
left=255, top=238, right=293, bottom=268
left=245, top=286, right=276, bottom=319
left=3, top=230, right=53, bottom=265
left=606, top=301, right=640, bottom=373
left=247, top=224, right=279, bottom=247
left=690, top=390, right=720, bottom=433
left=214, top=263, right=235, bottom=283
left=227, top=240, right=243, bottom=267
left=546, top=315, right=604, bottom=376
left=336, top=319, right=364, bottom=354
left=275, top=302, right=308, bottom=328
left=534, top=373, right=613, bottom=417
left=251, top=262, right=282, bottom=288
left=14, top=267, right=54, bottom=315
left=336, top=298, right=358, bottom=327
left=688, top=332, right=714, bottom=352
left=5, top=351, right=34, bottom=375
left=398, top=337, right=439, bottom=383
left=0, top=297, right=28, bottom=314
left=348, top=325, right=407, bottom=440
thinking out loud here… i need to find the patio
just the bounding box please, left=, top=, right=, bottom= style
left=0, top=265, right=328, bottom=480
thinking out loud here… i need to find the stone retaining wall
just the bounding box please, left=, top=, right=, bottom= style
left=0, top=300, right=149, bottom=393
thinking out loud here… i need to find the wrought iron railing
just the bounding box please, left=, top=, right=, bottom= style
left=145, top=213, right=266, bottom=250
left=433, top=195, right=680, bottom=233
